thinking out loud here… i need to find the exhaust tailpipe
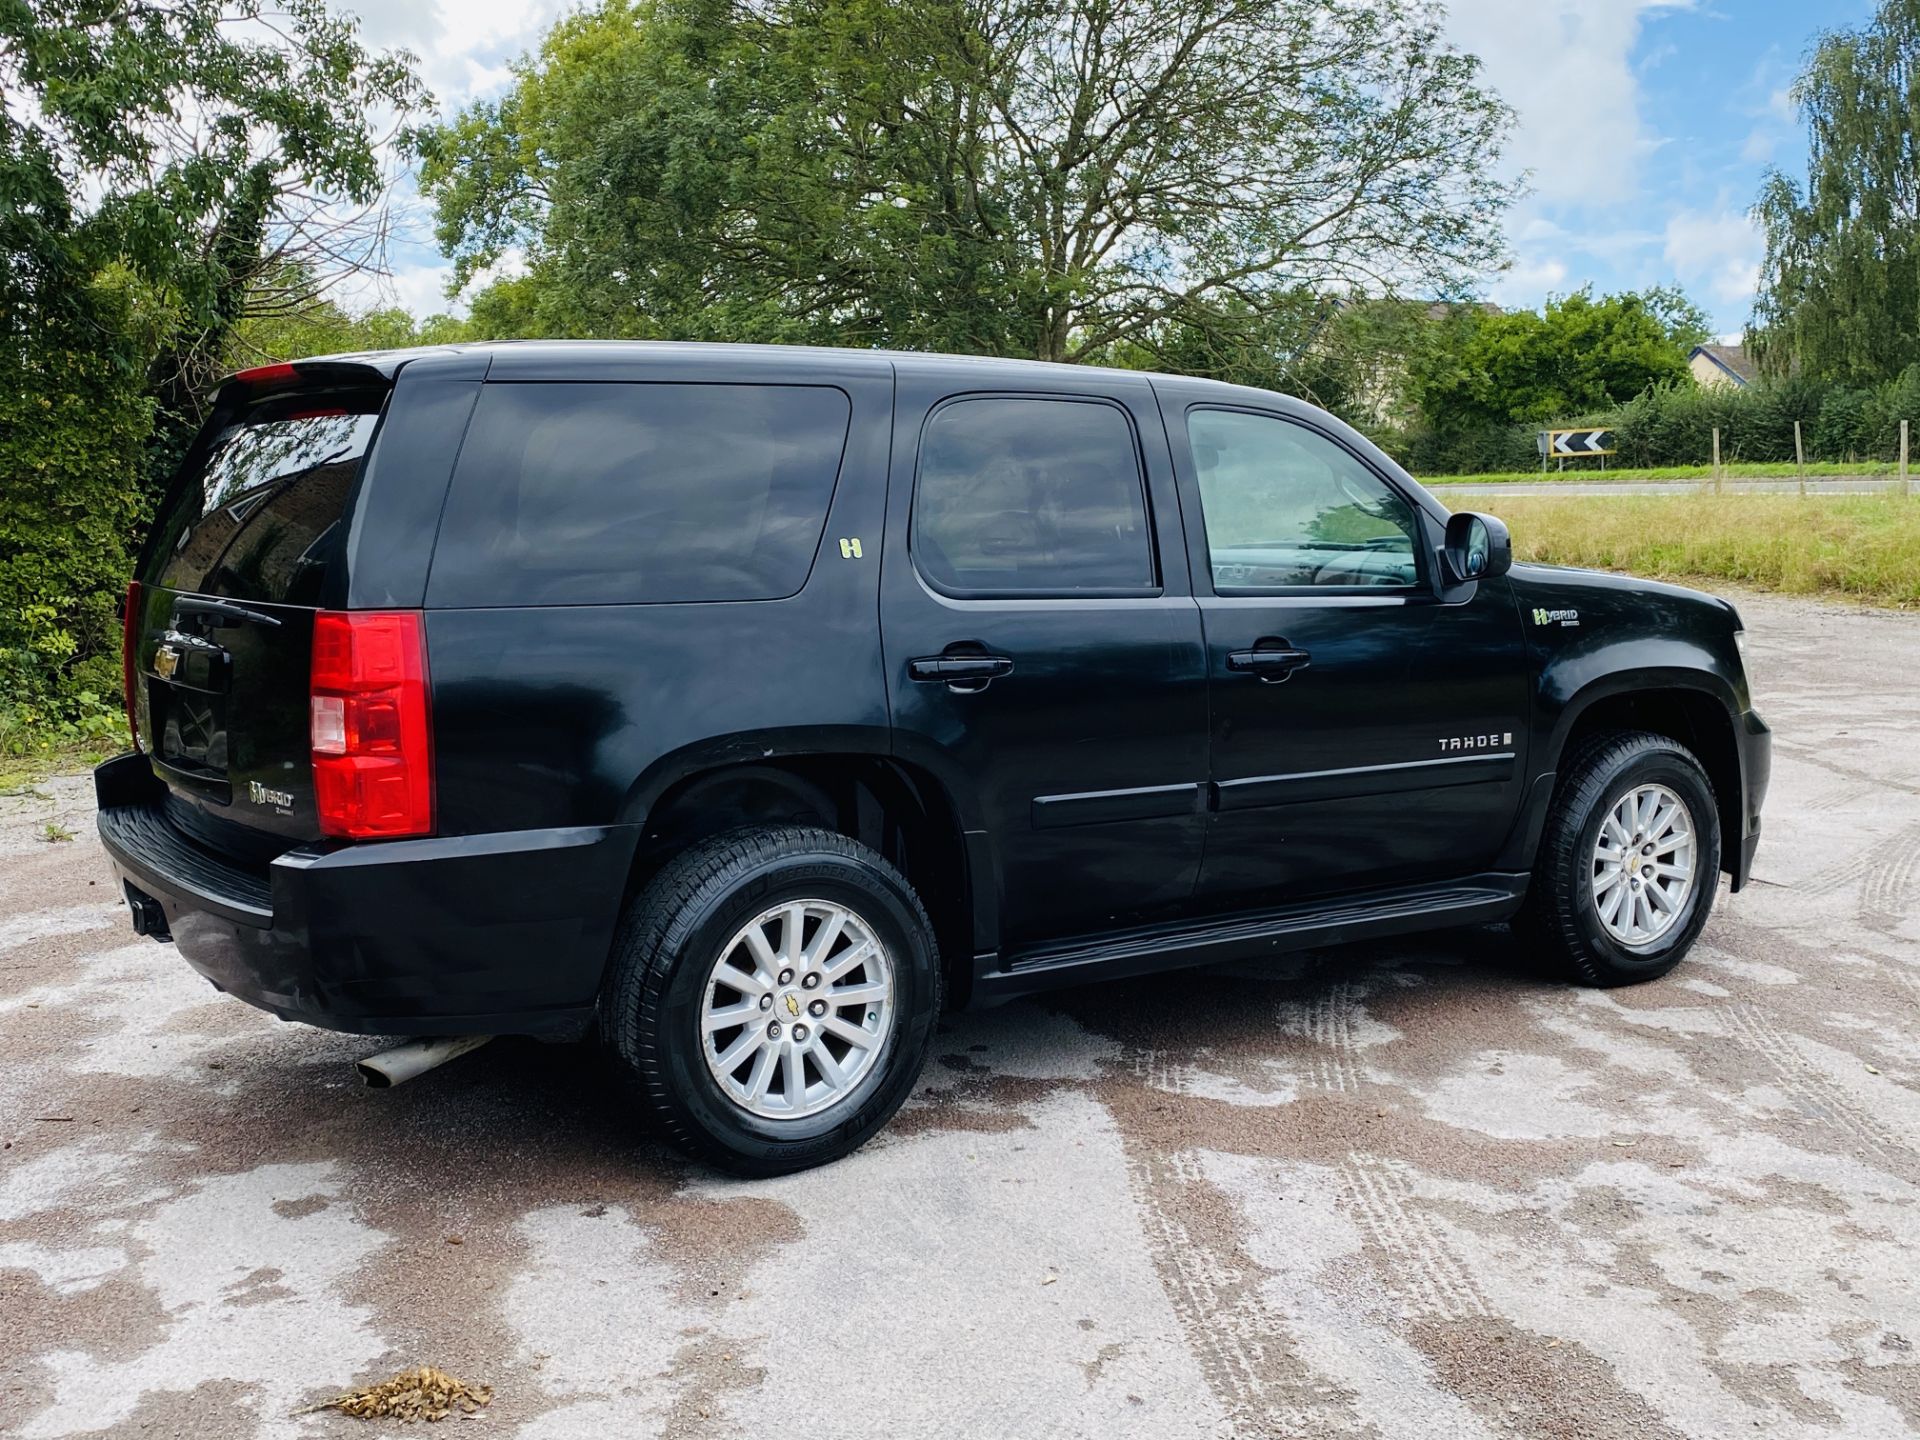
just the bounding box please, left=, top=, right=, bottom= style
left=356, top=1035, right=495, bottom=1089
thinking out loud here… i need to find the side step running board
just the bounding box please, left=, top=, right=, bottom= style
left=976, top=874, right=1529, bottom=1003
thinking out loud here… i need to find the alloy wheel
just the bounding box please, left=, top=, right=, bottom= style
left=1590, top=783, right=1698, bottom=948
left=699, top=900, right=894, bottom=1120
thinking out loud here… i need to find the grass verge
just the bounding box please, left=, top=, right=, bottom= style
left=1441, top=493, right=1920, bottom=606
left=1419, top=460, right=1903, bottom=485
left=0, top=710, right=122, bottom=792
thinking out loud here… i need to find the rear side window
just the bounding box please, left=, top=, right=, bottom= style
left=428, top=383, right=851, bottom=607
left=912, top=396, right=1155, bottom=595
left=147, top=392, right=383, bottom=605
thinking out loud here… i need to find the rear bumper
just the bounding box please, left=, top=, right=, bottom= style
left=1730, top=707, right=1771, bottom=891
left=95, top=753, right=635, bottom=1038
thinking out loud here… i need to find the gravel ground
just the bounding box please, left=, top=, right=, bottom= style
left=1, top=589, right=1917, bottom=1440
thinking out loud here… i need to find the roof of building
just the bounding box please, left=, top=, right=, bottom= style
left=1690, top=343, right=1758, bottom=387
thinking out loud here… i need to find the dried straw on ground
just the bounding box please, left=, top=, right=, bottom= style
left=296, top=1366, right=492, bottom=1423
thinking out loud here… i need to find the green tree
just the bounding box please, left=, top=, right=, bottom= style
left=1750, top=0, right=1920, bottom=383
left=229, top=267, right=470, bottom=364
left=1407, top=288, right=1698, bottom=435
left=1, top=0, right=428, bottom=724
left=418, top=0, right=1518, bottom=361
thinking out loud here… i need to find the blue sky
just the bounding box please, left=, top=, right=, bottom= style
left=1454, top=0, right=1878, bottom=338
left=340, top=0, right=1870, bottom=340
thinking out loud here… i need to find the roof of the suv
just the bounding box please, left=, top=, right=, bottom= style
left=291, top=339, right=1200, bottom=387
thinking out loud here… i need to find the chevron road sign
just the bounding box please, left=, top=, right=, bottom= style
left=1539, top=427, right=1615, bottom=457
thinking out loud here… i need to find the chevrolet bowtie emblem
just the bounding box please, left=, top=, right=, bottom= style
left=153, top=644, right=180, bottom=681
left=784, top=994, right=801, bottom=1017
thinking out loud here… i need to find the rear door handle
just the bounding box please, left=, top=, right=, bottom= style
left=908, top=654, right=1015, bottom=683
left=1227, top=646, right=1311, bottom=681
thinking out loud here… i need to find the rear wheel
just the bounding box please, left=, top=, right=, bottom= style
left=1519, top=731, right=1722, bottom=986
left=600, top=827, right=942, bottom=1175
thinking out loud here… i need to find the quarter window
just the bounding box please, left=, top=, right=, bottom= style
left=429, top=383, right=851, bottom=607
left=1187, top=409, right=1420, bottom=591
left=912, top=397, right=1155, bottom=594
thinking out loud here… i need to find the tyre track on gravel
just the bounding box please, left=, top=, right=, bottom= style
left=1725, top=1002, right=1905, bottom=1160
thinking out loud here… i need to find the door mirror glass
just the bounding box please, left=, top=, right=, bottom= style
left=1443, top=511, right=1512, bottom=583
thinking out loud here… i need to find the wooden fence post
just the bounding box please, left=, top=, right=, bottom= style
left=1712, top=427, right=1722, bottom=494
left=1903, top=419, right=1911, bottom=498
left=1794, top=419, right=1806, bottom=497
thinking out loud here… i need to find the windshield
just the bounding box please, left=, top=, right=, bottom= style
left=145, top=390, right=385, bottom=605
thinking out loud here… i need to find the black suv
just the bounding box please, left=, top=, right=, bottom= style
left=98, top=342, right=1770, bottom=1173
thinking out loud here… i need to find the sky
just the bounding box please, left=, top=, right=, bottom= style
left=336, top=0, right=1879, bottom=341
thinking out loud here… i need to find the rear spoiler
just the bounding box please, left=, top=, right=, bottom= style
left=218, top=359, right=396, bottom=400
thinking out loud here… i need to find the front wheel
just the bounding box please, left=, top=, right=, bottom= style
left=1519, top=731, right=1722, bottom=986
left=600, top=827, right=943, bottom=1175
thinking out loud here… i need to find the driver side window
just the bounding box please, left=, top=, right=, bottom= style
left=1188, top=409, right=1420, bottom=591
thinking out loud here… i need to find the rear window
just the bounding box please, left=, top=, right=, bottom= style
left=427, top=383, right=852, bottom=607
left=147, top=392, right=383, bottom=605
left=911, top=396, right=1155, bottom=595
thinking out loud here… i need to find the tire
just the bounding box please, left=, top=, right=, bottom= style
left=599, top=826, right=943, bottom=1176
left=1518, top=730, right=1722, bottom=987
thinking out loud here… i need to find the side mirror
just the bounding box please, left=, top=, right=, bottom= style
left=1442, top=511, right=1511, bottom=584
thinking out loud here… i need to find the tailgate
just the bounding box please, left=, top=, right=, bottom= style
left=131, top=384, right=387, bottom=855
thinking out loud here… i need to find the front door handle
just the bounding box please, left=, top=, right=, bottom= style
left=908, top=654, right=1015, bottom=684
left=1226, top=644, right=1312, bottom=682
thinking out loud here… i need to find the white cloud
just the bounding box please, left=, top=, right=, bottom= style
left=1663, top=206, right=1763, bottom=308
left=1489, top=253, right=1569, bottom=307
left=330, top=257, right=459, bottom=317
left=320, top=0, right=567, bottom=317
left=1445, top=0, right=1694, bottom=208
left=338, top=0, right=569, bottom=109
left=1739, top=125, right=1776, bottom=164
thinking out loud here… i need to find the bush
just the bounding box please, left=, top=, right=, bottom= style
left=0, top=271, right=160, bottom=732
left=1375, top=420, right=1538, bottom=476
left=1406, top=364, right=1920, bottom=474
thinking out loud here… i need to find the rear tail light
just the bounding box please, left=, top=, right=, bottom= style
left=122, top=580, right=143, bottom=751
left=310, top=611, right=434, bottom=839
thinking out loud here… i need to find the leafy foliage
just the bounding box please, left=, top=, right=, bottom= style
left=0, top=269, right=163, bottom=733
left=0, top=0, right=427, bottom=728
left=1406, top=288, right=1696, bottom=433
left=1393, top=366, right=1920, bottom=476
left=229, top=270, right=470, bottom=363
left=1750, top=0, right=1920, bottom=383
left=418, top=0, right=1518, bottom=361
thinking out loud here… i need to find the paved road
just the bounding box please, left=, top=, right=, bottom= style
left=3, top=591, right=1918, bottom=1439
left=1431, top=477, right=1906, bottom=497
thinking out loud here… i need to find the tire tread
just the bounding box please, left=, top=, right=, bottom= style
left=1519, top=730, right=1719, bottom=987
left=600, top=826, right=939, bottom=1173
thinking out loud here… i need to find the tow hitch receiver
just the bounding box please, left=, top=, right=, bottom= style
left=125, top=882, right=172, bottom=942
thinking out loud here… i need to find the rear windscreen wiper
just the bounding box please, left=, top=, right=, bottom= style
left=171, top=594, right=283, bottom=628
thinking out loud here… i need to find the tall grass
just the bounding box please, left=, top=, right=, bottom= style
left=1419, top=460, right=1899, bottom=485
left=1444, top=493, right=1920, bottom=605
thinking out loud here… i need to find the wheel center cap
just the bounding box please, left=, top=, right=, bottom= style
left=781, top=992, right=802, bottom=1019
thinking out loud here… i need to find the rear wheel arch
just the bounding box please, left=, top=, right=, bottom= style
left=621, top=754, right=980, bottom=1005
